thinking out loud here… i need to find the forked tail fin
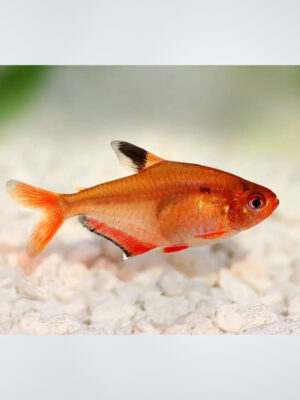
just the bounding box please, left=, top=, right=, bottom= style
left=6, top=180, right=65, bottom=257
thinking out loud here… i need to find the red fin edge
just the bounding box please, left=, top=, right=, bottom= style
left=163, top=245, right=189, bottom=253
left=79, top=216, right=156, bottom=257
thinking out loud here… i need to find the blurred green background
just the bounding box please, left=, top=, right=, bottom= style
left=0, top=66, right=299, bottom=158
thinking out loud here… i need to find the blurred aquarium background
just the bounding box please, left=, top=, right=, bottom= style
left=0, top=66, right=300, bottom=156
left=0, top=66, right=299, bottom=152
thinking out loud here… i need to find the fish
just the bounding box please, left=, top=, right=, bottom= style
left=6, top=140, right=279, bottom=258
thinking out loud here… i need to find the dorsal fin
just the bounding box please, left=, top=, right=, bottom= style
left=111, top=141, right=163, bottom=172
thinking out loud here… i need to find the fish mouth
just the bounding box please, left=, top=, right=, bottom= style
left=273, top=197, right=279, bottom=210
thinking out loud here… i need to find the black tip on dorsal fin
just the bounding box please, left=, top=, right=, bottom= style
left=111, top=140, right=163, bottom=172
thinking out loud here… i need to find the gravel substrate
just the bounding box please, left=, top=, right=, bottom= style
left=0, top=133, right=299, bottom=334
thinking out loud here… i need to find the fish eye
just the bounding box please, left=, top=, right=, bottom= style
left=247, top=193, right=266, bottom=211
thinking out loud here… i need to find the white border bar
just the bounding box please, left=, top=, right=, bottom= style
left=0, top=336, right=299, bottom=400
left=0, top=0, right=299, bottom=64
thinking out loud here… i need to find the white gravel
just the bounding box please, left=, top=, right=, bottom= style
left=0, top=132, right=299, bottom=334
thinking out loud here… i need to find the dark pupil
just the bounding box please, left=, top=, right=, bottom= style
left=252, top=198, right=262, bottom=208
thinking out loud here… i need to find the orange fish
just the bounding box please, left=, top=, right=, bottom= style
left=6, top=141, right=279, bottom=258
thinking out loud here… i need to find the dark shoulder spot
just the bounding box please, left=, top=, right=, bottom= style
left=240, top=181, right=250, bottom=191
left=200, top=186, right=210, bottom=194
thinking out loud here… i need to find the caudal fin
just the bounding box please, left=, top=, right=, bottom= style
left=6, top=180, right=65, bottom=257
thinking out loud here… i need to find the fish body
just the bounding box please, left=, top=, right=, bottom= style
left=6, top=141, right=279, bottom=258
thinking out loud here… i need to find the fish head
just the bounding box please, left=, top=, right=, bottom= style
left=228, top=179, right=279, bottom=231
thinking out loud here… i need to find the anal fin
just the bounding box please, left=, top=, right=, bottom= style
left=79, top=216, right=156, bottom=257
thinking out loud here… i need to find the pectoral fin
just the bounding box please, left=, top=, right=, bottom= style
left=79, top=215, right=156, bottom=257
left=163, top=245, right=189, bottom=253
left=194, top=231, right=229, bottom=240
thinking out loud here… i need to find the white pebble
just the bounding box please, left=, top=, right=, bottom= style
left=18, top=278, right=48, bottom=301
left=287, top=292, right=300, bottom=318
left=13, top=312, right=81, bottom=334
left=94, top=269, right=123, bottom=292
left=0, top=301, right=12, bottom=324
left=184, top=277, right=212, bottom=304
left=143, top=295, right=191, bottom=326
left=165, top=313, right=221, bottom=335
left=158, top=269, right=188, bottom=296
left=218, top=269, right=258, bottom=303
left=132, top=266, right=165, bottom=287
left=243, top=321, right=291, bottom=335
left=214, top=303, right=278, bottom=334
left=91, top=293, right=136, bottom=332
left=58, top=262, right=89, bottom=290
left=133, top=318, right=161, bottom=334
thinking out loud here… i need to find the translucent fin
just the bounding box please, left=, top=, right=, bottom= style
left=74, top=185, right=86, bottom=192
left=111, top=140, right=163, bottom=172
